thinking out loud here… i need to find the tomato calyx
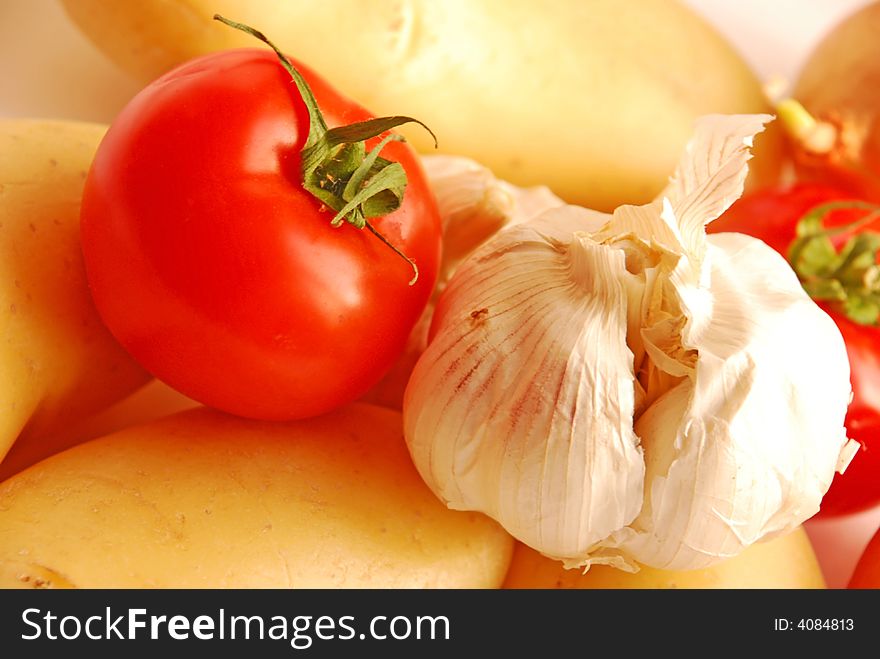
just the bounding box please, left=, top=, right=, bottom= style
left=788, top=200, right=880, bottom=324
left=214, top=15, right=437, bottom=285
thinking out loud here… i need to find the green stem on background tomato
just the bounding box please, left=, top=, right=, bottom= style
left=214, top=14, right=437, bottom=285
left=788, top=201, right=880, bottom=325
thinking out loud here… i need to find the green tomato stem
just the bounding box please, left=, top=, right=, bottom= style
left=788, top=201, right=880, bottom=325
left=213, top=14, right=437, bottom=285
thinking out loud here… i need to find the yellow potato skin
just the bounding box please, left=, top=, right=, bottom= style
left=503, top=528, right=826, bottom=589
left=0, top=120, right=149, bottom=463
left=60, top=0, right=781, bottom=211
left=0, top=404, right=513, bottom=588
left=0, top=380, right=197, bottom=483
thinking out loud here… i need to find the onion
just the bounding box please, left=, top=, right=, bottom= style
left=783, top=2, right=880, bottom=201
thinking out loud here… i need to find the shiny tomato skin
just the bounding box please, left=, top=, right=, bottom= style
left=81, top=49, right=442, bottom=420
left=822, top=410, right=880, bottom=517
left=710, top=183, right=880, bottom=516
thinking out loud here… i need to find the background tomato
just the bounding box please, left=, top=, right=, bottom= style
left=710, top=182, right=880, bottom=516
left=709, top=182, right=870, bottom=252
left=81, top=48, right=442, bottom=420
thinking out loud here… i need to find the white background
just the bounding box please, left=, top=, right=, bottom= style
left=1, top=0, right=879, bottom=587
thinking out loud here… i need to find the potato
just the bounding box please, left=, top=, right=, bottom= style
left=503, top=528, right=826, bottom=589
left=0, top=404, right=513, bottom=588
left=60, top=0, right=782, bottom=211
left=0, top=379, right=197, bottom=483
left=0, top=120, right=149, bottom=463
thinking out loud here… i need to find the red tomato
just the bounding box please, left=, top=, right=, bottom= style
left=81, top=48, right=442, bottom=420
left=849, top=523, right=880, bottom=588
left=710, top=183, right=880, bottom=517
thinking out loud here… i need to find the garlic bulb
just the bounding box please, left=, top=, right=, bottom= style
left=403, top=114, right=858, bottom=572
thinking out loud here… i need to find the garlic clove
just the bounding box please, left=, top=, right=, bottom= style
left=405, top=205, right=645, bottom=563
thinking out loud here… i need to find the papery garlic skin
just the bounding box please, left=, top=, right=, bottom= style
left=404, top=114, right=856, bottom=571
left=419, top=155, right=565, bottom=293
left=361, top=156, right=563, bottom=409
